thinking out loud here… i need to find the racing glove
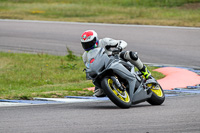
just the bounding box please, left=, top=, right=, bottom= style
left=112, top=46, right=122, bottom=54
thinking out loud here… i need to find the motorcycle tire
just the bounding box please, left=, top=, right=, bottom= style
left=101, top=77, right=132, bottom=108
left=147, top=84, right=165, bottom=105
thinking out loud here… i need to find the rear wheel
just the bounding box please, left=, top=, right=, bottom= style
left=101, top=77, right=131, bottom=108
left=147, top=84, right=165, bottom=105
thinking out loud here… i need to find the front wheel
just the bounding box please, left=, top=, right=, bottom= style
left=101, top=77, right=131, bottom=108
left=147, top=84, right=165, bottom=105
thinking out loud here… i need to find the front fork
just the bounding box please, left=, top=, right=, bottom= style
left=110, top=76, right=125, bottom=91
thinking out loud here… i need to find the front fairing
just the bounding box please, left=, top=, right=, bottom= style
left=86, top=48, right=111, bottom=78
left=86, top=48, right=136, bottom=83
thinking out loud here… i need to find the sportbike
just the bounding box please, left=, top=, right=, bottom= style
left=85, top=47, right=165, bottom=108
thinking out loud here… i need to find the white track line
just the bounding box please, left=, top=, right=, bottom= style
left=0, top=102, right=30, bottom=107
left=0, top=19, right=200, bottom=30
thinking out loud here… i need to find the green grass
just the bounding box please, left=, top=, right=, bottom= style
left=0, top=51, right=164, bottom=100
left=0, top=0, right=200, bottom=27
left=0, top=51, right=94, bottom=99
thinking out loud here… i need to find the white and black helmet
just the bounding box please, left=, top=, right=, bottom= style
left=81, top=30, right=98, bottom=51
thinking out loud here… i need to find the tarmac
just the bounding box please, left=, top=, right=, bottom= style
left=1, top=66, right=200, bottom=107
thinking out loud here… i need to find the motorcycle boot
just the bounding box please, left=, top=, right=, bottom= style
left=140, top=65, right=151, bottom=79
left=120, top=51, right=151, bottom=79
left=94, top=87, right=106, bottom=97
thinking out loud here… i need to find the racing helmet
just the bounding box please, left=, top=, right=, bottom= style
left=81, top=30, right=98, bottom=51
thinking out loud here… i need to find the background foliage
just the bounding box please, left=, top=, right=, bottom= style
left=0, top=0, right=200, bottom=26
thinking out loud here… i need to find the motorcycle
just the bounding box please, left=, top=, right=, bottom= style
left=85, top=47, right=165, bottom=108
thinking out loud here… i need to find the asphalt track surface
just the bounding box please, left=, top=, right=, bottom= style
left=0, top=96, right=200, bottom=133
left=0, top=19, right=200, bottom=67
left=0, top=20, right=200, bottom=133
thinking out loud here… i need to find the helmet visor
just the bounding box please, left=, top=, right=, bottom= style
left=81, top=37, right=96, bottom=51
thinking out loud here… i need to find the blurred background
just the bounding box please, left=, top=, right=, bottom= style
left=0, top=0, right=200, bottom=27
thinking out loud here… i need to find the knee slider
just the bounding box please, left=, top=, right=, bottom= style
left=120, top=51, right=138, bottom=61
left=129, top=51, right=138, bottom=61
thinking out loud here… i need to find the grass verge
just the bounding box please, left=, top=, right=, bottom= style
left=0, top=0, right=200, bottom=27
left=0, top=50, right=164, bottom=100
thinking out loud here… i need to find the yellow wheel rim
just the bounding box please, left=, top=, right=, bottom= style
left=108, top=79, right=130, bottom=103
left=147, top=84, right=163, bottom=97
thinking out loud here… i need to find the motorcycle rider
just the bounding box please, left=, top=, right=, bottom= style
left=81, top=30, right=151, bottom=97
